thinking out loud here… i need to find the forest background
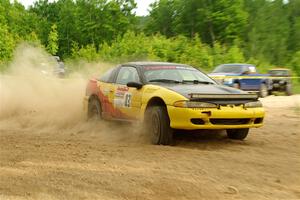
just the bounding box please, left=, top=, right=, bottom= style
left=1, top=0, right=300, bottom=81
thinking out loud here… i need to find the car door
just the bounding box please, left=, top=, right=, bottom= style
left=240, top=65, right=260, bottom=90
left=113, top=66, right=143, bottom=120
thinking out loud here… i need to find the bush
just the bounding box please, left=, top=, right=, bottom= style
left=290, top=51, right=300, bottom=79
left=56, top=31, right=288, bottom=74
left=71, top=43, right=98, bottom=62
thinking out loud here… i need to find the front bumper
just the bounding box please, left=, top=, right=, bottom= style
left=167, top=105, right=264, bottom=130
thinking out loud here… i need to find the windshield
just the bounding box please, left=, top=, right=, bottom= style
left=143, top=65, right=215, bottom=84
left=213, top=65, right=245, bottom=73
left=269, top=70, right=289, bottom=76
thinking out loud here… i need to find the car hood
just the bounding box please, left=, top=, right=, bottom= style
left=154, top=83, right=258, bottom=103
left=163, top=84, right=245, bottom=98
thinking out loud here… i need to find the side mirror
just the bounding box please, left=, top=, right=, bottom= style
left=127, top=82, right=143, bottom=89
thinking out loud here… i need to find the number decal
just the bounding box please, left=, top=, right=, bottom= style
left=124, top=93, right=132, bottom=107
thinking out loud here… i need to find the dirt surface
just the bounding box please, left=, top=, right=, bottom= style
left=0, top=95, right=299, bottom=200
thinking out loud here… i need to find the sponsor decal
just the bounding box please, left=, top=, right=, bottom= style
left=115, top=86, right=128, bottom=98
left=117, top=86, right=129, bottom=92
left=114, top=98, right=124, bottom=107
left=114, top=86, right=132, bottom=108
left=96, top=87, right=125, bottom=118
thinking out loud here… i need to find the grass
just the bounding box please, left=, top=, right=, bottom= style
left=292, top=80, right=300, bottom=94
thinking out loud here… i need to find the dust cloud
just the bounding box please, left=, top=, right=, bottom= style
left=0, top=44, right=143, bottom=142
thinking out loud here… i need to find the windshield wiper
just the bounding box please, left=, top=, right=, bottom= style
left=149, top=79, right=181, bottom=83
left=182, top=80, right=214, bottom=84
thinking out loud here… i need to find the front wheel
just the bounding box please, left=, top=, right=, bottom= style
left=227, top=128, right=249, bottom=140
left=259, top=84, right=268, bottom=98
left=145, top=106, right=173, bottom=145
left=285, top=84, right=292, bottom=96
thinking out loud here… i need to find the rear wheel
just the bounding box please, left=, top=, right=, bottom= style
left=259, top=83, right=268, bottom=98
left=88, top=98, right=102, bottom=120
left=145, top=106, right=173, bottom=145
left=227, top=128, right=249, bottom=140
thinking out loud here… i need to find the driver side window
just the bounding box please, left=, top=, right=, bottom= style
left=116, top=67, right=140, bottom=85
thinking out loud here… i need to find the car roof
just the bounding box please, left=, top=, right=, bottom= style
left=269, top=68, right=290, bottom=71
left=221, top=63, right=254, bottom=66
left=123, top=61, right=190, bottom=68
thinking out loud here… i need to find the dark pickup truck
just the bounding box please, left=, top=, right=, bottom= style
left=268, top=68, right=292, bottom=95
left=209, top=63, right=272, bottom=97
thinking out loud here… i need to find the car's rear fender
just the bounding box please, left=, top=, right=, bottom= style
left=86, top=78, right=99, bottom=97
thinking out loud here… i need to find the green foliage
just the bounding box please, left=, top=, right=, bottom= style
left=0, top=0, right=299, bottom=75
left=200, top=0, right=248, bottom=44
left=0, top=24, right=14, bottom=72
left=96, top=31, right=245, bottom=71
left=211, top=42, right=226, bottom=67
left=47, top=24, right=58, bottom=55
left=29, top=0, right=137, bottom=57
left=225, top=45, right=245, bottom=64
left=146, top=0, right=175, bottom=37
left=287, top=0, right=300, bottom=53
left=246, top=0, right=290, bottom=65
left=147, top=0, right=248, bottom=44
left=290, top=51, right=300, bottom=78
left=175, top=35, right=213, bottom=70
left=99, top=31, right=150, bottom=61
left=73, top=44, right=98, bottom=62
left=24, top=31, right=41, bottom=46
left=0, top=24, right=15, bottom=61
left=0, top=0, right=41, bottom=69
left=292, top=81, right=300, bottom=94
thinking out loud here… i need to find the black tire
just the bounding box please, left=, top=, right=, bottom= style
left=227, top=128, right=249, bottom=140
left=145, top=106, right=173, bottom=145
left=269, top=90, right=274, bottom=96
left=285, top=84, right=292, bottom=96
left=88, top=98, right=102, bottom=120
left=259, top=83, right=268, bottom=98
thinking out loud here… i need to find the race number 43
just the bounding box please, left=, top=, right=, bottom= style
left=124, top=93, right=132, bottom=107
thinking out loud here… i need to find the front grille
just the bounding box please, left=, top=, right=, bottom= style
left=254, top=118, right=263, bottom=124
left=210, top=118, right=250, bottom=125
left=191, top=118, right=205, bottom=125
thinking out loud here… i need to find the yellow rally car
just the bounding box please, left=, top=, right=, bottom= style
left=84, top=62, right=265, bottom=145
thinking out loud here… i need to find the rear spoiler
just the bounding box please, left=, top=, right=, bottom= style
left=189, top=93, right=258, bottom=100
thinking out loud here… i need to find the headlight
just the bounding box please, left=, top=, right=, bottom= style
left=174, top=101, right=217, bottom=108
left=244, top=101, right=263, bottom=108
left=224, top=78, right=233, bottom=84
